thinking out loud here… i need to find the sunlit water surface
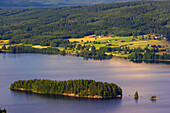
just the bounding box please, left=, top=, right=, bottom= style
left=0, top=54, right=170, bottom=113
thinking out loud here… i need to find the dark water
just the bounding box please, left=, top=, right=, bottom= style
left=0, top=54, right=170, bottom=113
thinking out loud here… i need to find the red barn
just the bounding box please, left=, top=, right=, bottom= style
left=120, top=40, right=125, bottom=42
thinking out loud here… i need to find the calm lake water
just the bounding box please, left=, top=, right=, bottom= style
left=0, top=54, right=170, bottom=113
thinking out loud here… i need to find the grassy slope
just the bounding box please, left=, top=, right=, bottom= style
left=69, top=36, right=170, bottom=48
left=1, top=35, right=169, bottom=57
left=70, top=35, right=170, bottom=57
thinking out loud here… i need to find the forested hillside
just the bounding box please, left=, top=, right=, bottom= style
left=0, top=0, right=134, bottom=9
left=0, top=1, right=169, bottom=44
left=0, top=0, right=129, bottom=5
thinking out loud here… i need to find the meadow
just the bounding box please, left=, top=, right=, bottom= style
left=1, top=35, right=170, bottom=58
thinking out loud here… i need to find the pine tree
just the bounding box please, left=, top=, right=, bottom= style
left=134, top=91, right=139, bottom=99
left=2, top=45, right=6, bottom=50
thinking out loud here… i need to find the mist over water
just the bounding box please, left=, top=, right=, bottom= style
left=0, top=54, right=170, bottom=113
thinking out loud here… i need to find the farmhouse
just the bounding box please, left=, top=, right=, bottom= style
left=151, top=46, right=157, bottom=48
left=149, top=45, right=162, bottom=48
left=89, top=35, right=96, bottom=38
left=120, top=40, right=125, bottom=42
left=166, top=49, right=170, bottom=53
left=137, top=36, right=142, bottom=38
left=108, top=40, right=112, bottom=43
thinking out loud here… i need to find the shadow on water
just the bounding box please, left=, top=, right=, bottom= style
left=10, top=90, right=123, bottom=113
left=150, top=100, right=157, bottom=103
left=134, top=98, right=138, bottom=104
left=131, top=60, right=170, bottom=64
left=10, top=90, right=122, bottom=102
left=1, top=53, right=170, bottom=65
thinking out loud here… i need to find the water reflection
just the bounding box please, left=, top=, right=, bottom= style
left=134, top=99, right=138, bottom=104
left=11, top=90, right=123, bottom=102
left=132, top=60, right=170, bottom=64
left=1, top=53, right=170, bottom=65
left=150, top=99, right=157, bottom=103
left=10, top=90, right=123, bottom=113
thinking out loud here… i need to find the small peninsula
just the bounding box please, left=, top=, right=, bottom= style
left=10, top=79, right=122, bottom=99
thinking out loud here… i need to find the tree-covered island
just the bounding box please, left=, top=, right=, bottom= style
left=10, top=79, right=122, bottom=99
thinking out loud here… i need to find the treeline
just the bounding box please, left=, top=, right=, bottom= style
left=2, top=44, right=169, bottom=61
left=10, top=79, right=122, bottom=98
left=127, top=47, right=170, bottom=61
left=75, top=44, right=113, bottom=59
left=0, top=108, right=6, bottom=113
left=3, top=45, right=112, bottom=59
left=97, top=46, right=170, bottom=61
left=0, top=1, right=169, bottom=43
left=6, top=45, right=64, bottom=55
left=128, top=51, right=170, bottom=62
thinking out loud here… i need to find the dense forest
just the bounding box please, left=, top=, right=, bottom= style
left=10, top=79, right=122, bottom=98
left=0, top=1, right=169, bottom=44
left=100, top=46, right=170, bottom=61
left=0, top=0, right=140, bottom=9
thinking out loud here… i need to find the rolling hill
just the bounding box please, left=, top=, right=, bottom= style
left=0, top=0, right=157, bottom=9
left=0, top=1, right=169, bottom=44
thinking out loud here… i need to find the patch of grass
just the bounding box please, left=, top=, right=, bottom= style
left=32, top=45, right=50, bottom=49
left=93, top=44, right=106, bottom=49
left=69, top=36, right=170, bottom=50
left=165, top=25, right=170, bottom=28
left=0, top=40, right=9, bottom=45
left=55, top=47, right=65, bottom=51
left=106, top=52, right=129, bottom=58
left=69, top=36, right=112, bottom=43
left=5, top=44, right=23, bottom=49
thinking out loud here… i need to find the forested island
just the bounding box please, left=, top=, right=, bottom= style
left=10, top=79, right=122, bottom=99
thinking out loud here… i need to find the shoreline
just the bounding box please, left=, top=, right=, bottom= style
left=1, top=52, right=169, bottom=62
left=10, top=88, right=122, bottom=99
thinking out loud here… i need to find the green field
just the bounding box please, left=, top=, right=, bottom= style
left=1, top=35, right=170, bottom=58
left=70, top=36, right=170, bottom=49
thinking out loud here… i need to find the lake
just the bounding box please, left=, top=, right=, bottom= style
left=0, top=54, right=170, bottom=113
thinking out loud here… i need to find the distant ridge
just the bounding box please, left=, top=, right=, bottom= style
left=0, top=0, right=145, bottom=9
left=0, top=0, right=167, bottom=9
left=0, top=1, right=169, bottom=42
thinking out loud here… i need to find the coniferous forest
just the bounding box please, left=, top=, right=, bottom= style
left=0, top=0, right=140, bottom=9
left=10, top=79, right=122, bottom=98
left=0, top=1, right=169, bottom=45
